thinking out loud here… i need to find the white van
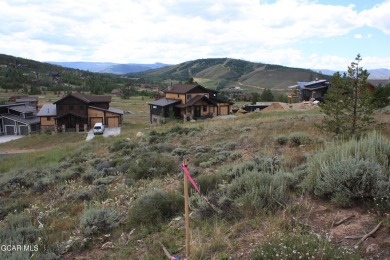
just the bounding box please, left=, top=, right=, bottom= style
left=93, top=122, right=105, bottom=135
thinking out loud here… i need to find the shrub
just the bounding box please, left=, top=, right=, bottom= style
left=127, top=152, right=177, bottom=180
left=222, top=142, right=238, bottom=151
left=222, top=156, right=281, bottom=180
left=225, top=171, right=292, bottom=215
left=32, top=178, right=51, bottom=193
left=171, top=147, right=190, bottom=157
left=80, top=207, right=120, bottom=236
left=314, top=158, right=388, bottom=207
left=288, top=132, right=311, bottom=147
left=73, top=188, right=94, bottom=201
left=275, top=135, right=288, bottom=145
left=109, top=140, right=138, bottom=153
left=303, top=131, right=390, bottom=206
left=128, top=189, right=183, bottom=227
left=195, top=173, right=224, bottom=195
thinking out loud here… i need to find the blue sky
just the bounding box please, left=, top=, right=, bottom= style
left=0, top=0, right=389, bottom=70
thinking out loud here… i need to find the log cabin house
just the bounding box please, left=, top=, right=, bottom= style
left=147, top=84, right=233, bottom=124
left=37, top=93, right=123, bottom=133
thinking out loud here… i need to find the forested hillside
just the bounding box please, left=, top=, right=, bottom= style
left=0, top=54, right=128, bottom=95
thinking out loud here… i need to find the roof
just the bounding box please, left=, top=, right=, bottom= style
left=1, top=113, right=40, bottom=125
left=297, top=79, right=328, bottom=89
left=165, top=84, right=217, bottom=94
left=147, top=98, right=181, bottom=107
left=175, top=95, right=217, bottom=108
left=8, top=105, right=35, bottom=113
left=89, top=106, right=124, bottom=115
left=37, top=104, right=57, bottom=117
left=55, top=112, right=87, bottom=119
left=15, top=97, right=38, bottom=102
left=54, top=93, right=111, bottom=104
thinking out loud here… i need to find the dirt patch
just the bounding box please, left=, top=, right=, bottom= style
left=230, top=196, right=390, bottom=259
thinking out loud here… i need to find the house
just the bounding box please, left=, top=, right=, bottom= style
left=36, top=104, right=57, bottom=133
left=111, top=89, right=122, bottom=97
left=0, top=103, right=40, bottom=135
left=147, top=84, right=233, bottom=124
left=288, top=79, right=330, bottom=102
left=37, top=93, right=124, bottom=133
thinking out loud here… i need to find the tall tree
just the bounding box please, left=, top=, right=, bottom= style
left=260, top=88, right=274, bottom=102
left=319, top=54, right=373, bottom=137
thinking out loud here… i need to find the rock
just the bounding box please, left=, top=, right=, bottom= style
left=136, top=132, right=144, bottom=138
left=366, top=243, right=379, bottom=254
left=101, top=241, right=115, bottom=250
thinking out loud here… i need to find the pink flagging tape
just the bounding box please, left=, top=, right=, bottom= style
left=182, top=164, right=201, bottom=194
left=181, top=164, right=214, bottom=208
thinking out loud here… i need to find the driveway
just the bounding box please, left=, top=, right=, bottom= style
left=0, top=135, right=24, bottom=143
left=86, top=127, right=121, bottom=141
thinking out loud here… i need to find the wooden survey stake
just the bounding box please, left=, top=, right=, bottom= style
left=183, top=159, right=190, bottom=258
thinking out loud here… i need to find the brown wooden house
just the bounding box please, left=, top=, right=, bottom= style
left=38, top=93, right=123, bottom=132
left=147, top=84, right=233, bottom=124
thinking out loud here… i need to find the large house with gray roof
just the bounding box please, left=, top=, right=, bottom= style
left=147, top=84, right=233, bottom=124
left=37, top=93, right=124, bottom=133
left=0, top=103, right=40, bottom=135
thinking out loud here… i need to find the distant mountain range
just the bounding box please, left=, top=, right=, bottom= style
left=46, top=61, right=170, bottom=74
left=47, top=61, right=390, bottom=80
left=315, top=68, right=390, bottom=80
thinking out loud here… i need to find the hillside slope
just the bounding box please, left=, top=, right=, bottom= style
left=0, top=104, right=389, bottom=259
left=131, top=58, right=329, bottom=91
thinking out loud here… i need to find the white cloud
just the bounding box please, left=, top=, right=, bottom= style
left=361, top=0, right=390, bottom=34
left=354, top=34, right=363, bottom=39
left=0, top=0, right=389, bottom=69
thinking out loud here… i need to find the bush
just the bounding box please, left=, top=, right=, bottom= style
left=288, top=132, right=311, bottom=147
left=80, top=207, right=120, bottom=236
left=171, top=147, right=190, bottom=157
left=127, top=152, right=177, bottom=180
left=128, top=189, right=183, bottom=227
left=73, top=188, right=94, bottom=201
left=109, top=140, right=138, bottom=153
left=275, top=135, right=288, bottom=145
left=314, top=158, right=388, bottom=207
left=195, top=173, right=224, bottom=195
left=303, top=131, right=390, bottom=207
left=225, top=171, right=292, bottom=215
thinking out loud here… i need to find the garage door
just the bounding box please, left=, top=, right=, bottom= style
left=107, top=117, right=119, bottom=127
left=5, top=126, right=15, bottom=135
left=19, top=125, right=28, bottom=135
left=90, top=117, right=103, bottom=127
left=219, top=106, right=229, bottom=115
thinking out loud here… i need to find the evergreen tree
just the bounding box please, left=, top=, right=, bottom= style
left=250, top=92, right=260, bottom=104
left=319, top=54, right=373, bottom=137
left=260, top=88, right=274, bottom=101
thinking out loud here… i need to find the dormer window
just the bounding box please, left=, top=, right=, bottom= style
left=187, top=94, right=192, bottom=100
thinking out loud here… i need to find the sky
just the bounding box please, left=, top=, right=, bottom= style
left=0, top=0, right=389, bottom=70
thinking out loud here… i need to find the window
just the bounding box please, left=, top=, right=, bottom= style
left=69, top=105, right=74, bottom=111
left=47, top=117, right=51, bottom=121
left=203, top=106, right=207, bottom=112
left=79, top=105, right=84, bottom=111
left=187, top=94, right=192, bottom=100
left=152, top=105, right=157, bottom=109
left=187, top=107, right=192, bottom=113
left=177, top=94, right=180, bottom=98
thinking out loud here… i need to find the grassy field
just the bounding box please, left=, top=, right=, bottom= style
left=0, top=91, right=390, bottom=259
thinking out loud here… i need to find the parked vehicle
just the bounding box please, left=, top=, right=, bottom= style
left=93, top=122, right=105, bottom=135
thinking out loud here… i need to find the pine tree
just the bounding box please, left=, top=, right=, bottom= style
left=319, top=54, right=373, bottom=137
